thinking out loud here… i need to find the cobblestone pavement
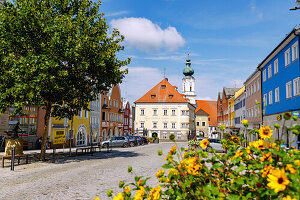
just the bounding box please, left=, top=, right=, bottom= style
left=0, top=142, right=187, bottom=200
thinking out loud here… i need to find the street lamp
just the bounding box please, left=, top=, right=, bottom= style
left=290, top=0, right=300, bottom=10
left=290, top=7, right=300, bottom=10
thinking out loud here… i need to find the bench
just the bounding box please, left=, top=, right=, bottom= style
left=1, top=154, right=29, bottom=168
left=75, top=146, right=102, bottom=156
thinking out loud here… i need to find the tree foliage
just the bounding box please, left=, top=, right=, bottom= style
left=0, top=0, right=129, bottom=159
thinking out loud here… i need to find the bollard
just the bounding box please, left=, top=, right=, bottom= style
left=11, top=147, right=15, bottom=171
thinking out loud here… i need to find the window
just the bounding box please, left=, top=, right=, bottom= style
left=169, top=95, right=173, bottom=99
left=163, top=123, right=167, bottom=129
left=263, top=94, right=267, bottom=107
left=274, top=59, right=278, bottom=75
left=84, top=110, right=88, bottom=119
left=24, top=117, right=28, bottom=123
left=177, top=133, right=181, bottom=139
left=254, top=82, right=257, bottom=93
left=268, top=65, right=272, bottom=79
left=293, top=77, right=300, bottom=96
left=251, top=85, right=253, bottom=95
left=153, top=122, right=157, bottom=128
left=171, top=109, right=176, bottom=116
left=140, top=109, right=145, bottom=116
left=31, top=107, right=36, bottom=112
left=286, top=81, right=292, bottom=99
left=104, top=98, right=106, bottom=105
left=275, top=87, right=280, bottom=103
left=140, top=122, right=144, bottom=128
left=292, top=41, right=298, bottom=61
left=78, top=108, right=82, bottom=118
left=202, top=122, right=206, bottom=126
left=161, top=85, right=166, bottom=89
left=285, top=48, right=291, bottom=66
left=153, top=109, right=157, bottom=116
left=31, top=118, right=35, bottom=124
left=263, top=69, right=267, bottom=82
left=257, top=79, right=260, bottom=91
left=172, top=123, right=176, bottom=129
left=151, top=95, right=156, bottom=99
left=196, top=122, right=200, bottom=126
left=24, top=107, right=27, bottom=111
left=163, top=109, right=168, bottom=116
left=269, top=91, right=273, bottom=105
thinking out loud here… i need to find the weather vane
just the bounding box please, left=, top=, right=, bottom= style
left=187, top=47, right=190, bottom=59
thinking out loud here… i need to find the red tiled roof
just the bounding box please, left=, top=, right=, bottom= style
left=195, top=100, right=217, bottom=126
left=134, top=78, right=189, bottom=103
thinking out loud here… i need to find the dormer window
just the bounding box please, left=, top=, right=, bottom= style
left=169, top=95, right=173, bottom=99
left=151, top=95, right=156, bottom=99
left=161, top=85, right=166, bottom=89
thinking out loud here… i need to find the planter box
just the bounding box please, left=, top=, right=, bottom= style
left=153, top=139, right=159, bottom=144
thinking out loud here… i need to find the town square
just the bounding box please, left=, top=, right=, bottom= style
left=0, top=0, right=300, bottom=199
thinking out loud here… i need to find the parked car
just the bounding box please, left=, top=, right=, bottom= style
left=101, top=136, right=130, bottom=148
left=125, top=135, right=138, bottom=147
left=206, top=138, right=224, bottom=153
left=141, top=137, right=149, bottom=144
left=196, top=136, right=205, bottom=141
left=133, top=136, right=143, bottom=145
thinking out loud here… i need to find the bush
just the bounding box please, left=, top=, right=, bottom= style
left=99, top=117, right=300, bottom=200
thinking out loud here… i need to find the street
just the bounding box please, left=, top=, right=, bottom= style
left=0, top=142, right=187, bottom=200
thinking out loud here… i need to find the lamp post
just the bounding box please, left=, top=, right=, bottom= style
left=290, top=0, right=300, bottom=10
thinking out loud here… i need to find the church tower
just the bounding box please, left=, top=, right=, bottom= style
left=182, top=54, right=196, bottom=105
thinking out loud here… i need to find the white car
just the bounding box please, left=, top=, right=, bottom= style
left=206, top=138, right=224, bottom=153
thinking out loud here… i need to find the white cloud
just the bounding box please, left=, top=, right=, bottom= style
left=105, top=10, right=129, bottom=17
left=110, top=17, right=185, bottom=52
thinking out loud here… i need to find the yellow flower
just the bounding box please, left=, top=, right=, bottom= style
left=168, top=168, right=179, bottom=176
left=295, top=160, right=300, bottom=166
left=261, top=165, right=273, bottom=178
left=200, top=139, right=209, bottom=148
left=137, top=180, right=143, bottom=186
left=134, top=186, right=145, bottom=200
left=155, top=169, right=165, bottom=178
left=260, top=152, right=273, bottom=163
left=113, top=193, right=124, bottom=200
left=246, top=146, right=253, bottom=154
left=286, top=164, right=296, bottom=174
left=283, top=195, right=297, bottom=200
left=241, top=119, right=248, bottom=124
left=165, top=178, right=171, bottom=183
left=93, top=198, right=100, bottom=200
left=267, top=168, right=290, bottom=193
left=148, top=185, right=161, bottom=200
left=259, top=126, right=273, bottom=139
left=179, top=157, right=201, bottom=175
left=231, top=150, right=243, bottom=160
left=253, top=139, right=267, bottom=150
left=231, top=136, right=239, bottom=143
left=169, top=145, right=176, bottom=155
left=124, top=186, right=130, bottom=194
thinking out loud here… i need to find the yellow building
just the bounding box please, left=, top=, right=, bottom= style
left=49, top=105, right=90, bottom=147
left=228, top=96, right=235, bottom=129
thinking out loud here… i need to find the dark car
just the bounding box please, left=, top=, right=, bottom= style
left=101, top=136, right=130, bottom=148
left=133, top=136, right=143, bottom=145
left=125, top=135, right=138, bottom=147
left=141, top=137, right=149, bottom=144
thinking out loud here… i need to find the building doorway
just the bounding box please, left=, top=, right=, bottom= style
left=152, top=132, right=158, bottom=138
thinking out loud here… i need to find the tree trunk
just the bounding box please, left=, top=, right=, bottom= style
left=40, top=102, right=52, bottom=161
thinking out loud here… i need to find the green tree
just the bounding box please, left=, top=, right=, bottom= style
left=0, top=0, right=129, bottom=160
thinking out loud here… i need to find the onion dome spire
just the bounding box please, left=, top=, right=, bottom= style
left=183, top=51, right=194, bottom=78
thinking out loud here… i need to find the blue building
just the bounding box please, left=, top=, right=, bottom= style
left=258, top=25, right=300, bottom=149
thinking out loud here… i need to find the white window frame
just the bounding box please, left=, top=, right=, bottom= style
left=251, top=85, right=253, bottom=95
left=263, top=94, right=267, bottom=107
left=268, top=65, right=272, bottom=79
left=153, top=109, right=157, bottom=116
left=285, top=48, right=291, bottom=67
left=257, top=79, right=260, bottom=91
left=163, top=109, right=168, bottom=116
left=140, top=122, right=144, bottom=128
left=286, top=81, right=292, bottom=99
left=275, top=87, right=280, bottom=103
left=269, top=91, right=273, bottom=105
left=171, top=109, right=176, bottom=116
left=274, top=59, right=278, bottom=75
left=254, top=82, right=256, bottom=93
left=292, top=41, right=298, bottom=62
left=78, top=108, right=83, bottom=118
left=263, top=69, right=267, bottom=82
left=293, top=77, right=300, bottom=96
left=163, top=123, right=167, bottom=129
left=84, top=110, right=88, bottom=119
left=171, top=123, right=176, bottom=129
left=140, top=109, right=145, bottom=116
left=153, top=122, right=157, bottom=129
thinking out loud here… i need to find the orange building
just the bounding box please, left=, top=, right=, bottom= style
left=100, top=85, right=124, bottom=141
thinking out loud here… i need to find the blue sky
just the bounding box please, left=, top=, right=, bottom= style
left=99, top=0, right=300, bottom=104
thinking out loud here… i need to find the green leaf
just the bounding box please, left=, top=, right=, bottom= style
left=235, top=165, right=246, bottom=173
left=162, top=164, right=173, bottom=169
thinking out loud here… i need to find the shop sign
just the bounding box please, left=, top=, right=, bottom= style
left=53, top=130, right=65, bottom=144
left=292, top=111, right=299, bottom=117
left=276, top=115, right=282, bottom=121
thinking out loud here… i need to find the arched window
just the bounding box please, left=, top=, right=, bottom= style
left=102, top=129, right=107, bottom=141
left=76, top=127, right=86, bottom=146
